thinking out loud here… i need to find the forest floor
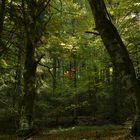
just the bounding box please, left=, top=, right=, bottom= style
left=0, top=124, right=140, bottom=140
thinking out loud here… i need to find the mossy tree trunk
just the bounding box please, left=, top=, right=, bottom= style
left=19, top=0, right=51, bottom=136
left=19, top=38, right=37, bottom=135
left=88, top=0, right=140, bottom=136
left=18, top=0, right=37, bottom=135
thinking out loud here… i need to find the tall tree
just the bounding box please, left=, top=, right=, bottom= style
left=17, top=0, right=51, bottom=136
left=88, top=0, right=140, bottom=136
left=0, top=0, right=6, bottom=55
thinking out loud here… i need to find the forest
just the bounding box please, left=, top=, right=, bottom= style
left=0, top=0, right=140, bottom=139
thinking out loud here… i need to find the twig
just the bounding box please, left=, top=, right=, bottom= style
left=85, top=31, right=100, bottom=35
left=0, top=98, right=18, bottom=114
left=38, top=63, right=54, bottom=79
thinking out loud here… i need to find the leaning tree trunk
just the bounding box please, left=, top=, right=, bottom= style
left=88, top=0, right=140, bottom=136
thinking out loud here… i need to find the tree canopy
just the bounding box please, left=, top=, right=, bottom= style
left=0, top=0, right=140, bottom=138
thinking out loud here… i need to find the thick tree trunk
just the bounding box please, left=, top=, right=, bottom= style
left=19, top=38, right=37, bottom=137
left=17, top=0, right=51, bottom=137
left=88, top=0, right=140, bottom=136
left=111, top=65, right=124, bottom=123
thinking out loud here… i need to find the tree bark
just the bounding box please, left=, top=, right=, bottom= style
left=88, top=0, right=140, bottom=136
left=19, top=37, right=37, bottom=136
left=14, top=47, right=23, bottom=112
left=111, top=65, right=124, bottom=123
left=19, top=1, right=37, bottom=136
left=52, top=57, right=57, bottom=94
left=0, top=0, right=6, bottom=55
left=0, top=0, right=6, bottom=35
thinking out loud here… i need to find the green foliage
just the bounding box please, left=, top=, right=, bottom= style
left=0, top=0, right=139, bottom=134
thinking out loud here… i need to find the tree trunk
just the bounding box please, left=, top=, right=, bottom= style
left=16, top=0, right=51, bottom=137
left=52, top=57, right=57, bottom=94
left=19, top=38, right=37, bottom=136
left=111, top=65, right=124, bottom=123
left=0, top=0, right=6, bottom=35
left=88, top=0, right=140, bottom=136
left=0, top=0, right=6, bottom=55
left=14, top=47, right=23, bottom=111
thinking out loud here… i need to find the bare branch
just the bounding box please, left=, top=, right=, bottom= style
left=36, top=54, right=45, bottom=65
left=36, top=0, right=51, bottom=19
left=38, top=63, right=54, bottom=79
left=85, top=31, right=100, bottom=35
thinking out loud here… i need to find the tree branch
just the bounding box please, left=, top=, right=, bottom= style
left=85, top=31, right=100, bottom=35
left=38, top=63, right=54, bottom=79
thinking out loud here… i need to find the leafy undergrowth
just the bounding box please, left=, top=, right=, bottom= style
left=0, top=124, right=140, bottom=140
